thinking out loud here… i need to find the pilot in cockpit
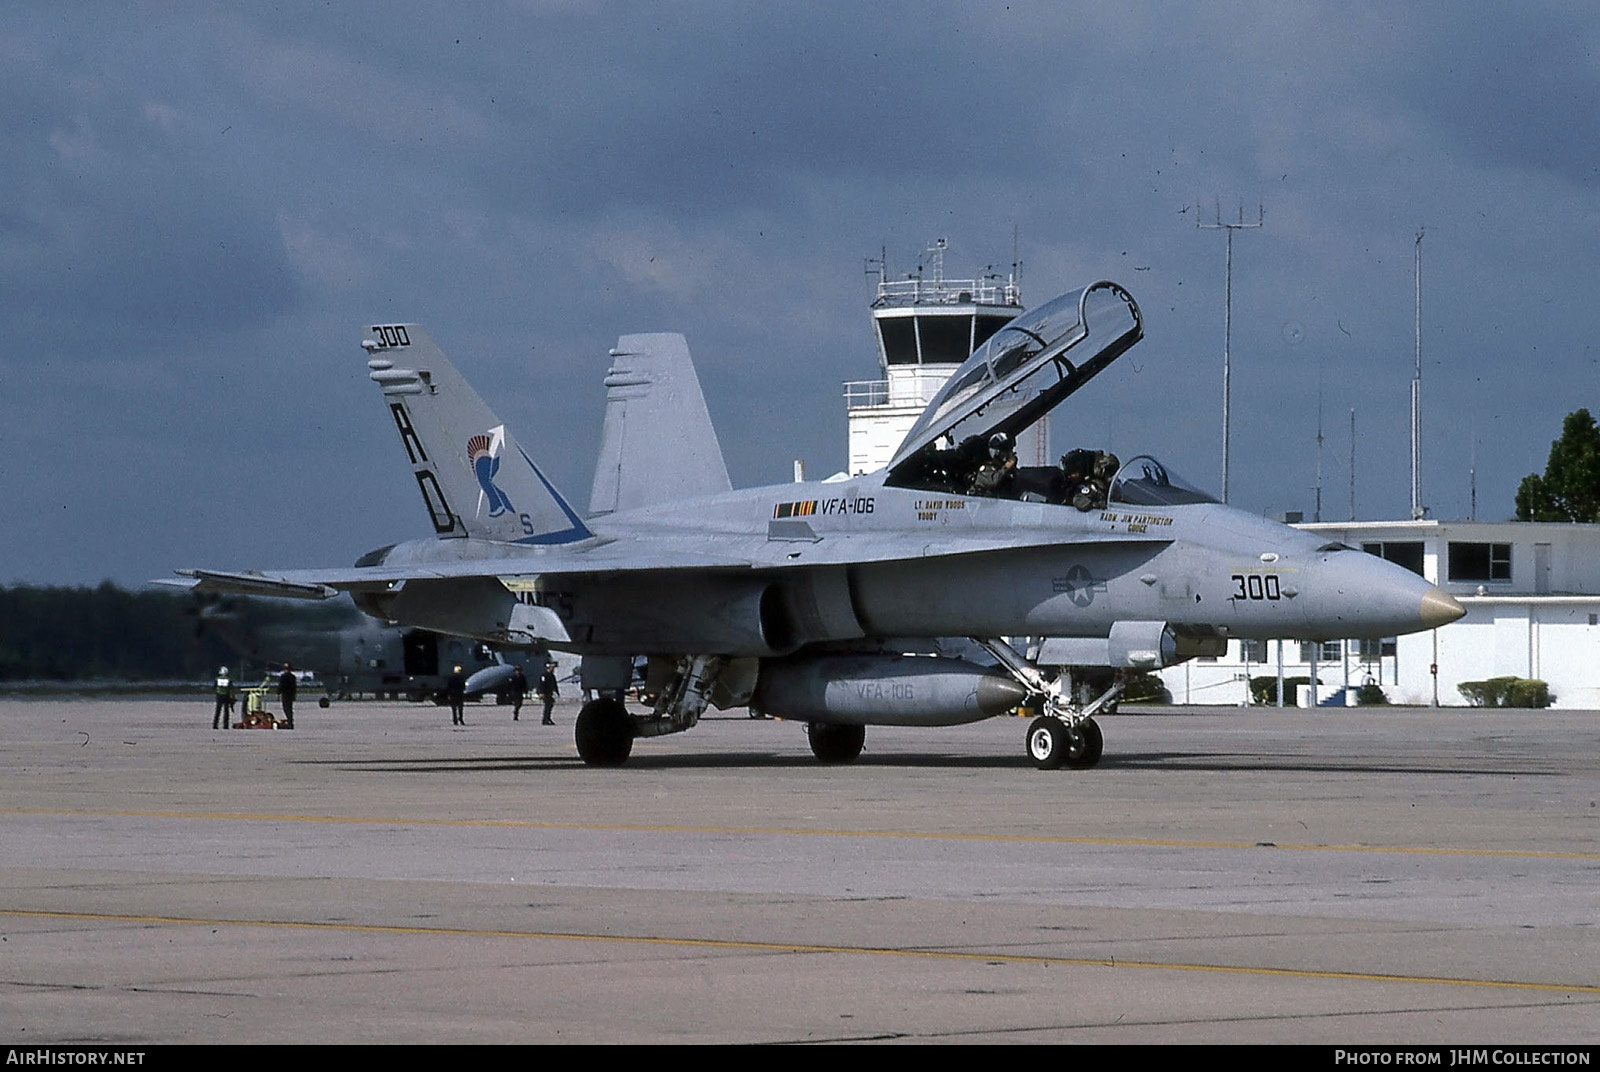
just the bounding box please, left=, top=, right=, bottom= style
left=967, top=432, right=1018, bottom=496
left=1058, top=448, right=1119, bottom=511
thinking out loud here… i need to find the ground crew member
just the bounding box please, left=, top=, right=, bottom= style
left=447, top=666, right=467, bottom=725
left=278, top=663, right=297, bottom=729
left=509, top=665, right=528, bottom=721
left=213, top=666, right=233, bottom=729
left=537, top=663, right=559, bottom=725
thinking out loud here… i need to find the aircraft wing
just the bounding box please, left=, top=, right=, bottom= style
left=168, top=525, right=1171, bottom=601
left=169, top=546, right=757, bottom=600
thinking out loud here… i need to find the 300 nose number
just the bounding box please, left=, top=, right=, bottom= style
left=1231, top=573, right=1281, bottom=601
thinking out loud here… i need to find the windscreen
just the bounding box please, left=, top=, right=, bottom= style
left=1108, top=455, right=1218, bottom=506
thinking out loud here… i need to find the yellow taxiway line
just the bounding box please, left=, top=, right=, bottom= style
left=2, top=907, right=1596, bottom=996
left=3, top=807, right=1597, bottom=861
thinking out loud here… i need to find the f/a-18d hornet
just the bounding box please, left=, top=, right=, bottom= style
left=171, top=280, right=1463, bottom=768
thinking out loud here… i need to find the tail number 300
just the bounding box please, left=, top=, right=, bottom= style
left=369, top=325, right=411, bottom=348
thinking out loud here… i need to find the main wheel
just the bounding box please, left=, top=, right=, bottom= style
left=575, top=697, right=634, bottom=766
left=807, top=723, right=866, bottom=764
left=1027, top=715, right=1068, bottom=770
left=1062, top=716, right=1104, bottom=769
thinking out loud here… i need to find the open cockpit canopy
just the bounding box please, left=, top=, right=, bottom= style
left=885, top=280, right=1142, bottom=481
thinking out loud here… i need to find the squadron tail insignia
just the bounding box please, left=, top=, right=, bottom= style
left=467, top=428, right=514, bottom=517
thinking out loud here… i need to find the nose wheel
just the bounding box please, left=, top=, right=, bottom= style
left=970, top=637, right=1115, bottom=771
left=1026, top=715, right=1103, bottom=770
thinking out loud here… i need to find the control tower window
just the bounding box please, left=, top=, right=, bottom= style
left=879, top=318, right=917, bottom=365
left=973, top=314, right=1012, bottom=350
left=918, top=316, right=975, bottom=364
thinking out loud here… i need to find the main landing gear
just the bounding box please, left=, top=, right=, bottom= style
left=807, top=722, right=866, bottom=764
left=575, top=655, right=728, bottom=767
left=972, top=637, right=1119, bottom=771
left=575, top=697, right=633, bottom=766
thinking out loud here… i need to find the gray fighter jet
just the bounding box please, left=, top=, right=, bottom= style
left=172, top=280, right=1463, bottom=768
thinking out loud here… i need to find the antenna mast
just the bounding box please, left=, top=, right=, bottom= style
left=1349, top=408, right=1357, bottom=521
left=1470, top=430, right=1478, bottom=521
left=1314, top=380, right=1324, bottom=523
left=1411, top=228, right=1425, bottom=519
left=1198, top=201, right=1264, bottom=504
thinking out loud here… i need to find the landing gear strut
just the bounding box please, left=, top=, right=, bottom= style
left=973, top=637, right=1118, bottom=771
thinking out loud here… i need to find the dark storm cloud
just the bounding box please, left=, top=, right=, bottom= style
left=1390, top=4, right=1600, bottom=185
left=442, top=3, right=1094, bottom=218
left=0, top=17, right=301, bottom=343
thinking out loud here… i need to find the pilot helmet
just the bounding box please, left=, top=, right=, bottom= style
left=987, top=432, right=1013, bottom=458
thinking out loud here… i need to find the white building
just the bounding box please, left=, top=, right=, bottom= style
left=1156, top=518, right=1600, bottom=708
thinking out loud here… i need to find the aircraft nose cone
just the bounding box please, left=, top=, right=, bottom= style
left=1419, top=588, right=1466, bottom=629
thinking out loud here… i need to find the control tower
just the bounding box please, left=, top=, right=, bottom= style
left=844, top=239, right=1040, bottom=475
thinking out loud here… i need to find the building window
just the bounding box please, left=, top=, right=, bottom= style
left=1362, top=541, right=1425, bottom=576
left=1358, top=637, right=1397, bottom=660
left=1239, top=638, right=1266, bottom=664
left=1447, top=542, right=1511, bottom=583
left=1299, top=640, right=1342, bottom=663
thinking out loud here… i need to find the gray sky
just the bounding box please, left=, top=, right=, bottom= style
left=4, top=2, right=1598, bottom=586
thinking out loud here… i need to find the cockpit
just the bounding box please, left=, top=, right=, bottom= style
left=882, top=280, right=1210, bottom=511
left=891, top=433, right=1216, bottom=511
left=886, top=283, right=1141, bottom=470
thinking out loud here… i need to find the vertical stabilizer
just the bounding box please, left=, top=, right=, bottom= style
left=361, top=324, right=591, bottom=544
left=588, top=333, right=732, bottom=516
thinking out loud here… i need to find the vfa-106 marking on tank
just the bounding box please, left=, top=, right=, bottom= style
left=169, top=281, right=1463, bottom=768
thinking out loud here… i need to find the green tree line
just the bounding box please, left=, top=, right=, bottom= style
left=1517, top=409, right=1600, bottom=522
left=0, top=582, right=233, bottom=681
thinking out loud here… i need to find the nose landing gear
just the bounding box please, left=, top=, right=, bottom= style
left=1026, top=715, right=1104, bottom=770
left=973, top=636, right=1117, bottom=770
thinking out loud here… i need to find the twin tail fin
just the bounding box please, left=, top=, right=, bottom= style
left=362, top=324, right=590, bottom=545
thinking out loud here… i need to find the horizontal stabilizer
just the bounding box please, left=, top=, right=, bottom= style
left=173, top=569, right=339, bottom=601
